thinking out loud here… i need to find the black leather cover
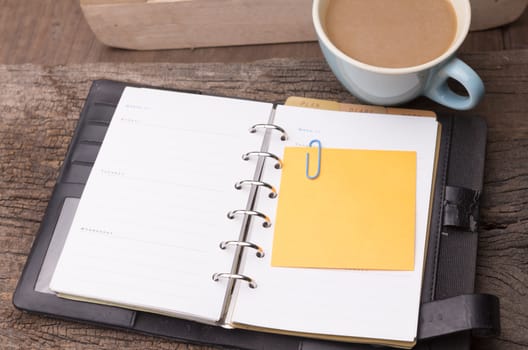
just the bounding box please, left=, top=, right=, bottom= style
left=13, top=80, right=499, bottom=350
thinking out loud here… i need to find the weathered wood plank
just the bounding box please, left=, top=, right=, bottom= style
left=459, top=29, right=504, bottom=52
left=0, top=0, right=326, bottom=65
left=1, top=0, right=527, bottom=65
left=0, top=51, right=527, bottom=349
left=79, top=0, right=316, bottom=50
left=503, top=5, right=528, bottom=50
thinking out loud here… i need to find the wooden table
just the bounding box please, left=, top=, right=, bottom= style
left=1, top=1, right=528, bottom=349
left=0, top=0, right=527, bottom=65
left=0, top=51, right=527, bottom=350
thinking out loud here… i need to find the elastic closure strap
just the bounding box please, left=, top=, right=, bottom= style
left=443, top=186, right=480, bottom=232
left=418, top=294, right=500, bottom=340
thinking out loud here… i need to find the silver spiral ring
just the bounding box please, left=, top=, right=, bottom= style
left=234, top=180, right=277, bottom=199
left=242, top=152, right=283, bottom=169
left=227, top=209, right=272, bottom=228
left=249, top=124, right=288, bottom=141
left=219, top=240, right=265, bottom=258
left=212, top=273, right=257, bottom=289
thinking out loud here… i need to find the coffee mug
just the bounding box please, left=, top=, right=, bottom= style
left=313, top=0, right=485, bottom=110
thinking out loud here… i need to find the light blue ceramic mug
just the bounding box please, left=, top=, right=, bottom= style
left=313, top=0, right=485, bottom=110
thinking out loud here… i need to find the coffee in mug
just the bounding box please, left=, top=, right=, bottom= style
left=325, top=0, right=458, bottom=68
left=313, top=0, right=485, bottom=110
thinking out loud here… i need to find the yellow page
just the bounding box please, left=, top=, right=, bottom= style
left=271, top=146, right=416, bottom=270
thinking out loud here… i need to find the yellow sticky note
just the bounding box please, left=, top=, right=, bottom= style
left=271, top=147, right=416, bottom=270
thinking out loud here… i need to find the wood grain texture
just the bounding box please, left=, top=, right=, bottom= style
left=470, top=0, right=528, bottom=31
left=0, top=0, right=527, bottom=65
left=79, top=0, right=316, bottom=50
left=503, top=6, right=528, bottom=50
left=0, top=50, right=527, bottom=349
left=0, top=0, right=324, bottom=64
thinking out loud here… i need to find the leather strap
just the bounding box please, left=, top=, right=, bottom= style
left=418, top=294, right=500, bottom=340
left=443, top=186, right=480, bottom=232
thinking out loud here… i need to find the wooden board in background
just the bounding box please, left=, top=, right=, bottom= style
left=80, top=0, right=316, bottom=50
left=1, top=0, right=528, bottom=65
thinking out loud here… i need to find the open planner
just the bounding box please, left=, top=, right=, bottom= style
left=47, top=86, right=440, bottom=348
left=14, top=80, right=500, bottom=350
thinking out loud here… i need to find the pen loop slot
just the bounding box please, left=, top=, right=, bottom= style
left=249, top=124, right=288, bottom=141
left=212, top=273, right=257, bottom=289
left=235, top=180, right=278, bottom=199
left=219, top=241, right=265, bottom=258
left=242, top=152, right=283, bottom=169
left=227, top=209, right=272, bottom=228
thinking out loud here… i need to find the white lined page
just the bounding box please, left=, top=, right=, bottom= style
left=50, top=87, right=273, bottom=322
left=232, top=105, right=439, bottom=343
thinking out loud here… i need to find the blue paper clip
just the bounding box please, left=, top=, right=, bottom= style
left=306, top=139, right=322, bottom=180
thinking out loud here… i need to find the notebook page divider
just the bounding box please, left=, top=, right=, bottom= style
left=216, top=106, right=285, bottom=325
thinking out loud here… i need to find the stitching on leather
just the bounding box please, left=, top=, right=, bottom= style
left=429, top=116, right=453, bottom=301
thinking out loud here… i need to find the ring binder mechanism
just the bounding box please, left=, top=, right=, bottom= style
left=235, top=180, right=278, bottom=199
left=219, top=241, right=265, bottom=258
left=242, top=152, right=283, bottom=169
left=227, top=209, right=272, bottom=228
left=249, top=124, right=288, bottom=141
left=212, top=125, right=286, bottom=304
left=212, top=273, right=257, bottom=289
left=215, top=123, right=286, bottom=301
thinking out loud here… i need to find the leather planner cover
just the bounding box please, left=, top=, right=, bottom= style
left=13, top=80, right=499, bottom=350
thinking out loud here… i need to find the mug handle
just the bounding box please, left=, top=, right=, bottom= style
left=424, top=58, right=485, bottom=110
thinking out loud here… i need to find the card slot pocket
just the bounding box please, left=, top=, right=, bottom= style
left=85, top=102, right=116, bottom=124
left=93, top=80, right=128, bottom=104
left=77, top=123, right=108, bottom=144
left=71, top=143, right=100, bottom=164
left=62, top=163, right=93, bottom=184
